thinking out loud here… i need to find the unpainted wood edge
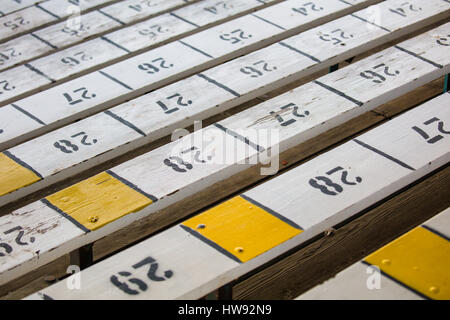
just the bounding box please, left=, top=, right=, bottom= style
left=0, top=71, right=445, bottom=301
left=232, top=165, right=450, bottom=300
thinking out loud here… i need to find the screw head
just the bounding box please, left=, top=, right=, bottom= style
left=235, top=247, right=244, bottom=253
left=88, top=216, right=99, bottom=223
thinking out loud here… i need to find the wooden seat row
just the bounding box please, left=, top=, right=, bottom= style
left=0, top=1, right=448, bottom=208
left=297, top=207, right=450, bottom=300
left=25, top=91, right=450, bottom=299
left=0, top=0, right=281, bottom=72
left=0, top=0, right=385, bottom=108
left=0, top=1, right=127, bottom=42
left=0, top=16, right=448, bottom=295
left=0, top=0, right=448, bottom=299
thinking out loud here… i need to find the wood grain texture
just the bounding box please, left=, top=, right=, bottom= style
left=0, top=14, right=448, bottom=212
left=298, top=208, right=450, bottom=300
left=24, top=93, right=450, bottom=299
left=0, top=0, right=387, bottom=109
left=1, top=74, right=445, bottom=301
left=1, top=26, right=448, bottom=289
left=0, top=1, right=125, bottom=44
left=233, top=166, right=450, bottom=300
left=0, top=0, right=203, bottom=71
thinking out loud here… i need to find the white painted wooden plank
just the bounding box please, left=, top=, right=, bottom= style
left=0, top=0, right=444, bottom=150
left=297, top=208, right=450, bottom=300
left=297, top=262, right=423, bottom=300
left=10, top=71, right=133, bottom=125
left=354, top=0, right=450, bottom=32
left=0, top=35, right=56, bottom=71
left=100, top=40, right=212, bottom=90
left=31, top=10, right=122, bottom=49
left=398, top=22, right=450, bottom=68
left=252, top=0, right=349, bottom=31
left=0, top=5, right=58, bottom=42
left=0, top=200, right=85, bottom=289
left=0, top=16, right=448, bottom=210
left=104, top=12, right=198, bottom=52
left=10, top=112, right=144, bottom=178
left=0, top=0, right=205, bottom=71
left=1, top=20, right=447, bottom=208
left=0, top=65, right=52, bottom=103
left=171, top=0, right=276, bottom=29
left=4, top=0, right=281, bottom=80
left=425, top=208, right=450, bottom=239
left=29, top=37, right=128, bottom=81
left=1, top=26, right=448, bottom=287
left=38, top=0, right=120, bottom=19
left=0, top=1, right=121, bottom=43
left=100, top=0, right=196, bottom=24
left=0, top=0, right=379, bottom=104
left=0, top=0, right=48, bottom=16
left=25, top=93, right=450, bottom=299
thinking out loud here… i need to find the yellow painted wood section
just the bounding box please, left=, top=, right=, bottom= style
left=365, top=227, right=450, bottom=300
left=0, top=153, right=41, bottom=197
left=46, top=172, right=153, bottom=231
left=183, top=196, right=302, bottom=263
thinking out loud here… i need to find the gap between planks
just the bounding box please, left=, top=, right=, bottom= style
left=0, top=0, right=126, bottom=45
left=0, top=0, right=283, bottom=73
left=0, top=74, right=445, bottom=299
left=232, top=164, right=450, bottom=300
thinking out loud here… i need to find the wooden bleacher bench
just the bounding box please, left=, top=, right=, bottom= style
left=297, top=207, right=450, bottom=300
left=24, top=91, right=450, bottom=299
left=0, top=0, right=448, bottom=299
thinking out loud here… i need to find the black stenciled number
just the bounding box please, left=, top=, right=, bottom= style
left=129, top=0, right=158, bottom=12
left=292, top=2, right=324, bottom=16
left=164, top=156, right=193, bottom=173
left=3, top=16, right=29, bottom=31
left=63, top=87, right=96, bottom=105
left=164, top=146, right=212, bottom=173
left=270, top=103, right=310, bottom=127
left=157, top=93, right=192, bottom=114
left=437, top=35, right=450, bottom=47
left=319, top=28, right=353, bottom=46
left=240, top=60, right=277, bottom=78
left=309, top=166, right=362, bottom=196
left=54, top=131, right=98, bottom=154
left=0, top=48, right=21, bottom=66
left=389, top=2, right=422, bottom=17
left=61, top=23, right=90, bottom=37
left=110, top=256, right=173, bottom=295
left=0, top=79, right=15, bottom=95
left=0, top=226, right=35, bottom=257
left=204, top=1, right=231, bottom=15
left=61, top=51, right=93, bottom=67
left=360, top=63, right=400, bottom=84
left=138, top=57, right=173, bottom=74
left=138, top=24, right=168, bottom=37
left=220, top=29, right=252, bottom=44
left=412, top=117, right=450, bottom=144
left=181, top=146, right=211, bottom=164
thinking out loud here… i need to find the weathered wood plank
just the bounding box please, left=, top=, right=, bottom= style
left=297, top=207, right=450, bottom=300
left=0, top=0, right=204, bottom=71
left=28, top=0, right=281, bottom=82
left=0, top=27, right=447, bottom=289
left=1, top=62, right=445, bottom=302
left=0, top=0, right=447, bottom=151
left=25, top=92, right=450, bottom=299
left=233, top=166, right=450, bottom=300
left=0, top=1, right=124, bottom=43
left=0, top=19, right=448, bottom=208
left=0, top=0, right=390, bottom=107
